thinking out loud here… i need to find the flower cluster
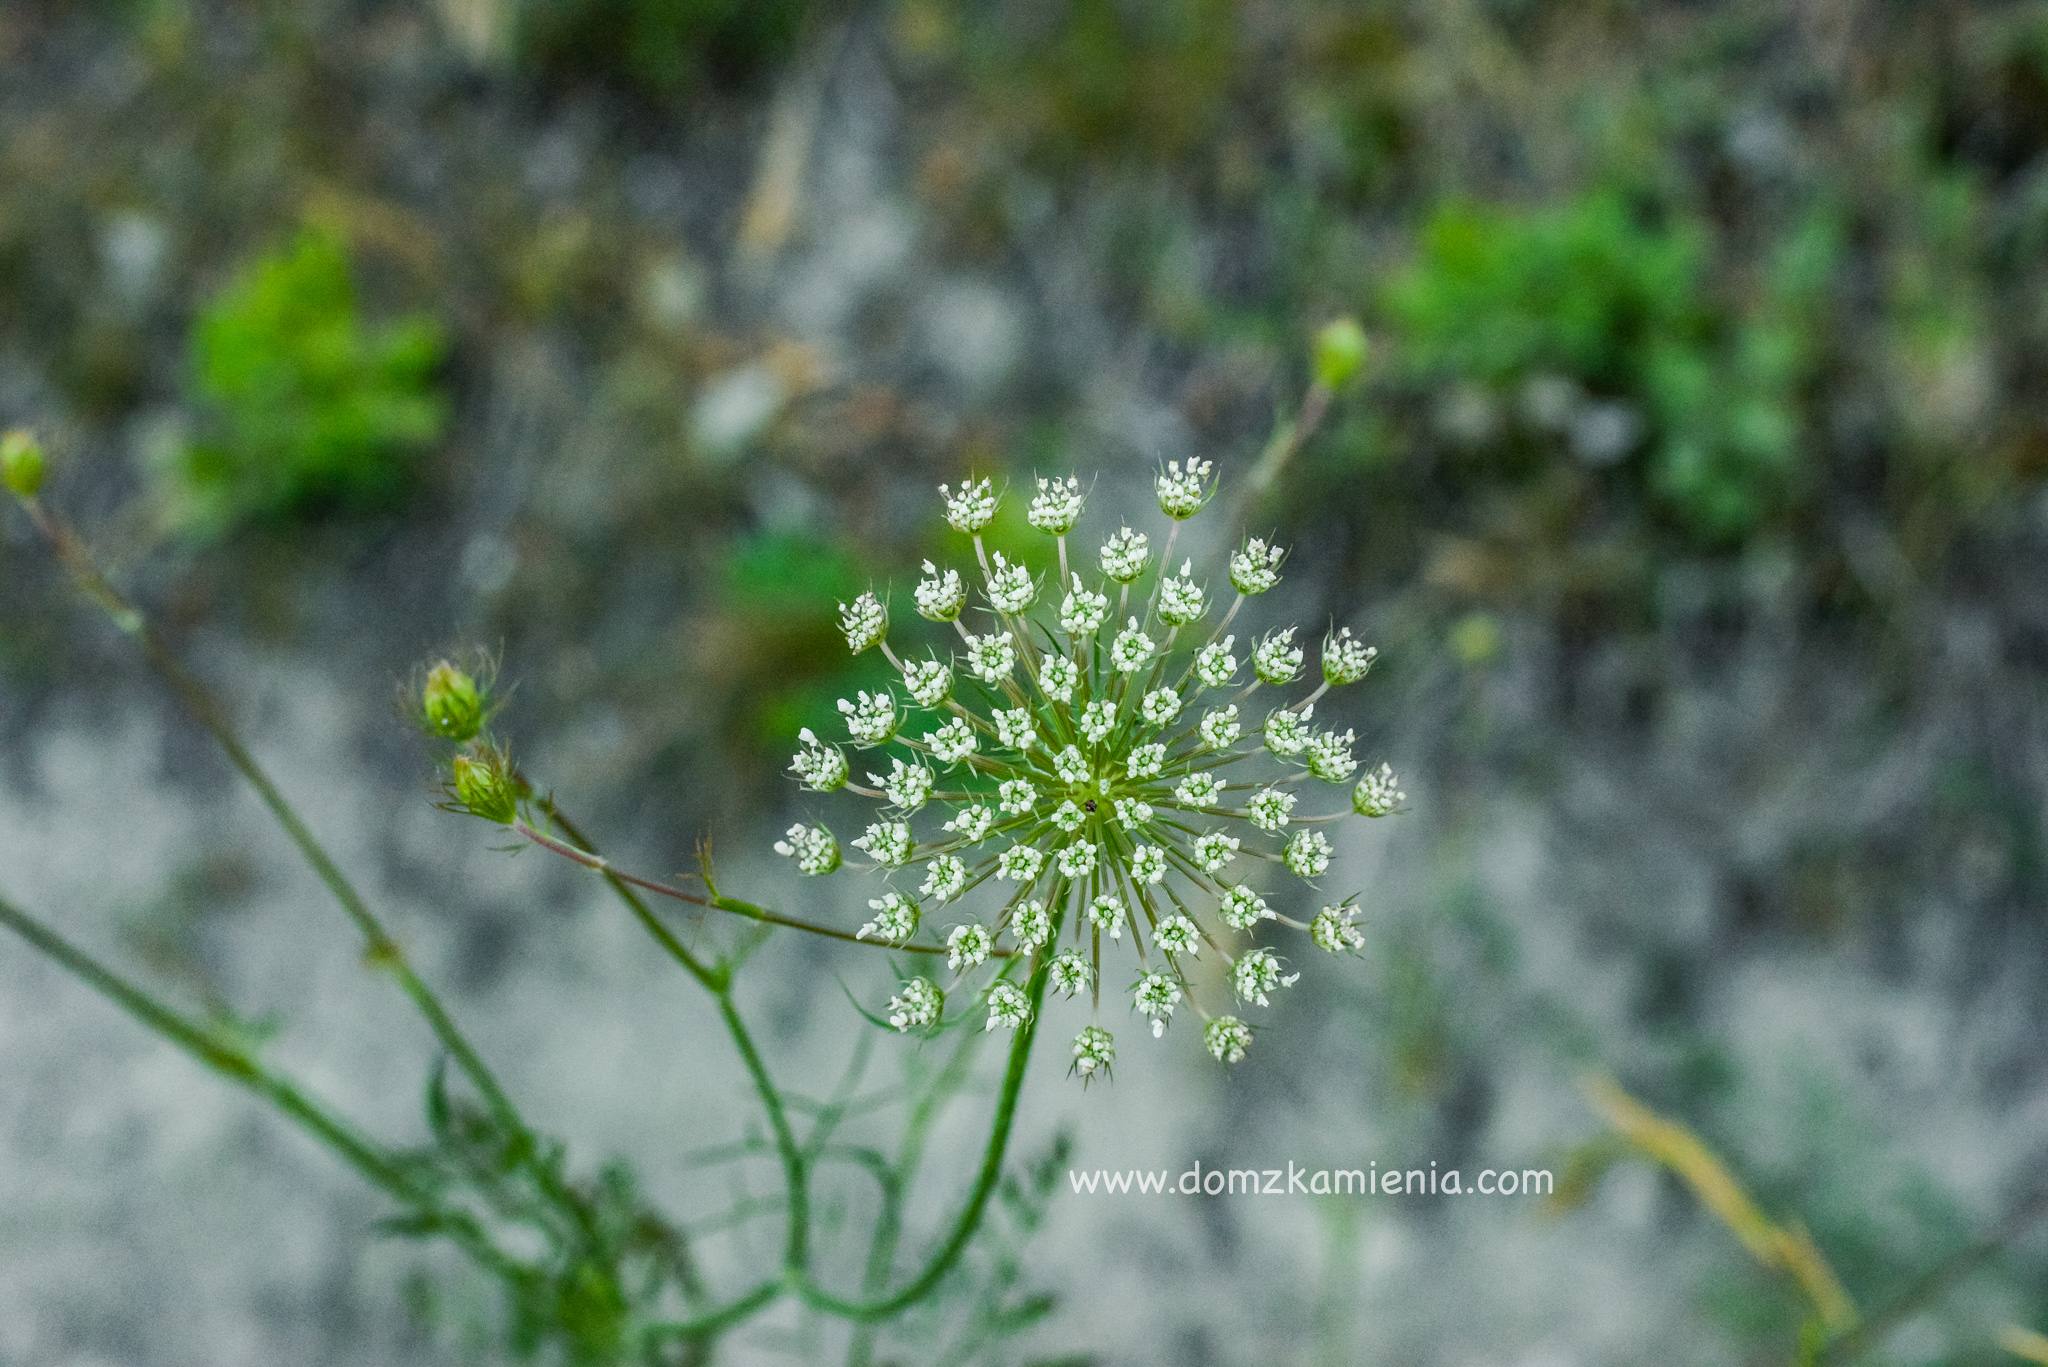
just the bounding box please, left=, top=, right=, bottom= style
left=781, top=465, right=1406, bottom=1077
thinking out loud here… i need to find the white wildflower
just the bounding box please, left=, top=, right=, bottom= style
left=774, top=823, right=839, bottom=876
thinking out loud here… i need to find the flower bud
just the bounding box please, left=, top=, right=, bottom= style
left=450, top=749, right=517, bottom=824
left=420, top=661, right=485, bottom=742
left=1312, top=318, right=1369, bottom=390
left=2, top=429, right=46, bottom=498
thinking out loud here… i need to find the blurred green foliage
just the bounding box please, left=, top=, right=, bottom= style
left=514, top=0, right=812, bottom=102
left=719, top=529, right=874, bottom=749
left=1380, top=190, right=1840, bottom=542
left=176, top=229, right=446, bottom=535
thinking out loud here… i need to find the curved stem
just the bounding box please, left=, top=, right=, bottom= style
left=796, top=960, right=1047, bottom=1320
left=642, top=1278, right=783, bottom=1344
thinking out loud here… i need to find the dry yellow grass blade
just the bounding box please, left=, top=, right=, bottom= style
left=2000, top=1325, right=2048, bottom=1363
left=1579, top=1073, right=1857, bottom=1333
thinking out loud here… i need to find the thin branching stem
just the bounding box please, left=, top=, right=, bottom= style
left=513, top=818, right=1010, bottom=958
left=0, top=892, right=523, bottom=1281
left=17, top=500, right=583, bottom=1237
left=796, top=961, right=1047, bottom=1321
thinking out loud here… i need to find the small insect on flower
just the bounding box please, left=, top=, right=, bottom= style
left=915, top=561, right=966, bottom=622
left=1353, top=763, right=1407, bottom=817
left=947, top=923, right=993, bottom=971
left=887, top=977, right=944, bottom=1033
left=984, top=980, right=1033, bottom=1032
left=1205, top=1015, right=1253, bottom=1064
left=839, top=591, right=888, bottom=654
left=1071, top=1024, right=1116, bottom=1077
left=859, top=892, right=919, bottom=943
left=1228, top=539, right=1286, bottom=596
left=786, top=464, right=1412, bottom=1074
left=1028, top=475, right=1086, bottom=534
left=1132, top=971, right=1183, bottom=1037
left=939, top=478, right=997, bottom=533
left=774, top=823, right=839, bottom=875
left=1311, top=903, right=1366, bottom=954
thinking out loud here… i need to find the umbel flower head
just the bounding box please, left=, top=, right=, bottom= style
left=779, top=468, right=1407, bottom=1076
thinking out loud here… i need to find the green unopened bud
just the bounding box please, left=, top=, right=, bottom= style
left=421, top=661, right=485, bottom=742
left=2, top=429, right=46, bottom=498
left=451, top=750, right=517, bottom=824
left=1312, top=318, right=1369, bottom=390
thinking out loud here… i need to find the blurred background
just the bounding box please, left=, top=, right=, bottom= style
left=3, top=0, right=2048, bottom=1362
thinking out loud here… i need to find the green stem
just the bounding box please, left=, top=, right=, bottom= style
left=642, top=1278, right=783, bottom=1344
left=797, top=961, right=1047, bottom=1321
left=0, top=891, right=521, bottom=1281
left=513, top=818, right=995, bottom=958
left=22, top=500, right=542, bottom=1182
